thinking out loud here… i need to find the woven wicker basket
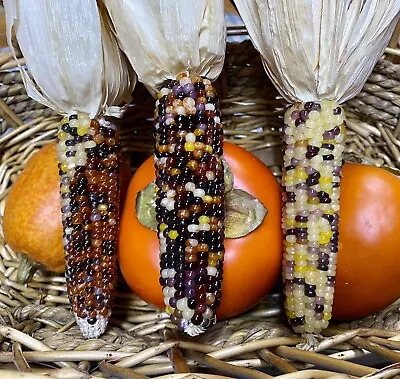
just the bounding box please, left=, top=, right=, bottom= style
left=1, top=25, right=400, bottom=378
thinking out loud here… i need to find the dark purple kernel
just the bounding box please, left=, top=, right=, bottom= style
left=292, top=316, right=305, bottom=326
left=87, top=317, right=97, bottom=325
left=191, top=314, right=203, bottom=325
left=333, top=107, right=342, bottom=115
left=321, top=143, right=334, bottom=150
left=293, top=277, right=305, bottom=285
left=187, top=298, right=196, bottom=309
left=295, top=215, right=308, bottom=222
left=304, top=102, right=314, bottom=111
left=169, top=297, right=177, bottom=308
left=311, top=103, right=321, bottom=111
left=323, top=131, right=335, bottom=140
left=332, top=126, right=341, bottom=135
left=315, top=304, right=324, bottom=313
left=323, top=154, right=334, bottom=161
left=295, top=118, right=305, bottom=126
left=299, top=110, right=309, bottom=121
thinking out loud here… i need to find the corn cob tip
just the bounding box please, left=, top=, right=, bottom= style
left=183, top=323, right=206, bottom=337
left=75, top=314, right=108, bottom=339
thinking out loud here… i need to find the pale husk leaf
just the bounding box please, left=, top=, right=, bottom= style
left=103, top=0, right=226, bottom=96
left=4, top=0, right=135, bottom=118
left=233, top=0, right=400, bottom=103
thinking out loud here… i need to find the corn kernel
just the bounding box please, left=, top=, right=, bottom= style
left=203, top=195, right=213, bottom=203
left=184, top=142, right=195, bottom=152
left=198, top=215, right=210, bottom=224
left=159, top=223, right=167, bottom=232
left=165, top=305, right=174, bottom=315
left=168, top=230, right=179, bottom=239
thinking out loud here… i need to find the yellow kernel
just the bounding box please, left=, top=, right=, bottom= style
left=284, top=241, right=295, bottom=248
left=203, top=195, right=213, bottom=203
left=319, top=176, right=332, bottom=184
left=294, top=253, right=307, bottom=261
left=58, top=131, right=68, bottom=141
left=168, top=230, right=179, bottom=239
left=295, top=222, right=307, bottom=228
left=159, top=223, right=167, bottom=232
left=286, top=218, right=296, bottom=227
left=165, top=305, right=174, bottom=315
left=208, top=259, right=218, bottom=267
left=295, top=166, right=307, bottom=180
left=286, top=297, right=295, bottom=305
left=198, top=215, right=210, bottom=224
left=323, top=312, right=332, bottom=321
left=194, top=128, right=205, bottom=136
left=322, top=139, right=336, bottom=144
left=60, top=163, right=68, bottom=172
left=77, top=126, right=88, bottom=136
left=325, top=208, right=335, bottom=215
left=184, top=142, right=195, bottom=152
left=60, top=185, right=70, bottom=193
left=97, top=204, right=108, bottom=211
left=309, top=197, right=320, bottom=204
left=295, top=140, right=308, bottom=147
left=205, top=145, right=213, bottom=154
left=294, top=266, right=307, bottom=274
left=170, top=168, right=181, bottom=176
left=319, top=231, right=333, bottom=245
left=60, top=117, right=68, bottom=125
left=287, top=311, right=296, bottom=319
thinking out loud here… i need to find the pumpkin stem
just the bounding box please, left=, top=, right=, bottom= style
left=17, top=254, right=40, bottom=284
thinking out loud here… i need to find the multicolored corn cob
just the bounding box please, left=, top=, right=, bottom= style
left=154, top=73, right=225, bottom=336
left=56, top=114, right=120, bottom=338
left=282, top=99, right=346, bottom=335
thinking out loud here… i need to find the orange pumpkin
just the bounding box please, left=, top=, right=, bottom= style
left=3, top=142, right=131, bottom=273
left=333, top=163, right=400, bottom=320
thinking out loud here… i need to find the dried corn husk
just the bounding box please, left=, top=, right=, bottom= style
left=233, top=0, right=400, bottom=103
left=4, top=0, right=135, bottom=117
left=103, top=0, right=226, bottom=95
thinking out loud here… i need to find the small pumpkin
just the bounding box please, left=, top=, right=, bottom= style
left=2, top=141, right=131, bottom=278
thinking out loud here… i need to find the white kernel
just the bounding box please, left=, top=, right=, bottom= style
left=188, top=224, right=199, bottom=233
left=84, top=141, right=96, bottom=149
left=161, top=269, right=168, bottom=278
left=193, top=188, right=205, bottom=198
left=185, top=182, right=196, bottom=192
left=177, top=298, right=187, bottom=311
left=206, top=171, right=215, bottom=180
left=214, top=116, right=221, bottom=124
left=183, top=309, right=195, bottom=320
left=166, top=190, right=176, bottom=198
left=207, top=267, right=218, bottom=276
left=161, top=198, right=169, bottom=207
left=205, top=103, right=215, bottom=111
left=186, top=133, right=196, bottom=143
left=166, top=200, right=175, bottom=211
left=180, top=77, right=191, bottom=86
left=167, top=268, right=176, bottom=277
left=199, top=223, right=210, bottom=231
left=164, top=297, right=171, bottom=306
left=188, top=239, right=199, bottom=247
left=160, top=87, right=170, bottom=96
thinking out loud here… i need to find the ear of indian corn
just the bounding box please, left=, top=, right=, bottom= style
left=154, top=73, right=224, bottom=336
left=56, top=113, right=120, bottom=339
left=282, top=99, right=345, bottom=334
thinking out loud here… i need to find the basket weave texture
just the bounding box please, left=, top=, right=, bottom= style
left=0, top=38, right=400, bottom=378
